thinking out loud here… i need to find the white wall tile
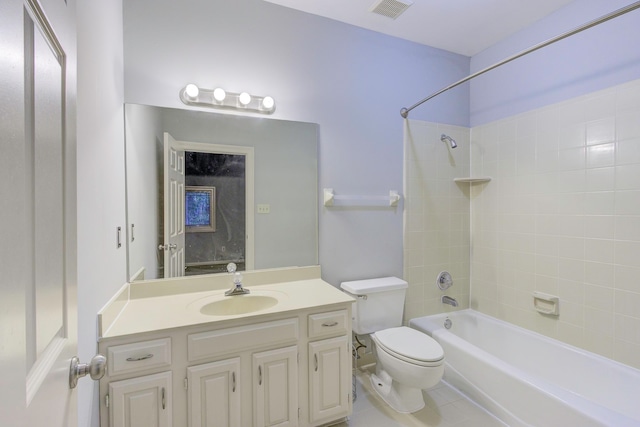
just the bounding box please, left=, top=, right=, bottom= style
left=586, top=143, right=615, bottom=168
left=469, top=78, right=640, bottom=368
left=616, top=109, right=640, bottom=141
left=615, top=190, right=640, bottom=215
left=616, top=137, right=640, bottom=165
left=586, top=118, right=615, bottom=145
left=614, top=264, right=640, bottom=292
left=615, top=289, right=640, bottom=318
left=584, top=261, right=615, bottom=290
left=584, top=216, right=614, bottom=239
left=585, top=91, right=616, bottom=122
left=585, top=167, right=615, bottom=192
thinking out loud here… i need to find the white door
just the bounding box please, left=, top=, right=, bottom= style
left=0, top=0, right=78, bottom=426
left=187, top=357, right=241, bottom=427
left=163, top=132, right=185, bottom=277
left=253, top=346, right=298, bottom=427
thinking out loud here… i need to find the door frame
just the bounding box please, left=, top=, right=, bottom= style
left=176, top=140, right=255, bottom=270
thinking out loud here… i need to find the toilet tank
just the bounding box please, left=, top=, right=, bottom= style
left=340, top=277, right=408, bottom=335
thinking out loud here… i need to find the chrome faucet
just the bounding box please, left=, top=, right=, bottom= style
left=224, top=263, right=250, bottom=296
left=441, top=295, right=458, bottom=307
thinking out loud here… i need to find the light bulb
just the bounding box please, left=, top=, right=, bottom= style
left=185, top=84, right=199, bottom=99
left=239, top=92, right=251, bottom=106
left=213, top=88, right=226, bottom=102
left=261, top=96, right=275, bottom=110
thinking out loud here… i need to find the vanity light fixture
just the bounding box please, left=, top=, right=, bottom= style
left=238, top=92, right=251, bottom=106
left=180, top=84, right=276, bottom=114
left=212, top=87, right=226, bottom=102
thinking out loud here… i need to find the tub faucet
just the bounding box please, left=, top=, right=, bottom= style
left=224, top=262, right=250, bottom=296
left=441, top=295, right=458, bottom=307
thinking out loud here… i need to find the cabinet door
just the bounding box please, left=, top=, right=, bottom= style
left=309, top=336, right=351, bottom=425
left=187, top=357, right=241, bottom=427
left=109, top=371, right=172, bottom=427
left=253, top=346, right=298, bottom=427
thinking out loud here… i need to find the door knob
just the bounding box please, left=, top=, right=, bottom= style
left=69, top=354, right=106, bottom=389
left=158, top=243, right=177, bottom=251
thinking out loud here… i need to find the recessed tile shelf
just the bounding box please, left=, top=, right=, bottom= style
left=453, top=177, right=492, bottom=183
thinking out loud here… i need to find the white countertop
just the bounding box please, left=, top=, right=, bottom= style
left=98, top=266, right=354, bottom=339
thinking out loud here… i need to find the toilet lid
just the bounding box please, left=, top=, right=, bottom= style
left=374, top=326, right=444, bottom=363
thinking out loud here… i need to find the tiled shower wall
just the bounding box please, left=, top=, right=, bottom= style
left=404, top=79, right=640, bottom=369
left=470, top=78, right=640, bottom=369
left=403, top=121, right=471, bottom=323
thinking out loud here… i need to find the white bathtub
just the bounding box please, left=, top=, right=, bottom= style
left=409, top=309, right=640, bottom=427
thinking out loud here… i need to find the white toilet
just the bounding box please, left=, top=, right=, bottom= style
left=341, top=277, right=444, bottom=413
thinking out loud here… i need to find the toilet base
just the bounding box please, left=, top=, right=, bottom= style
left=370, top=371, right=425, bottom=414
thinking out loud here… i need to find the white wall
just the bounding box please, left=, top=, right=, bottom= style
left=122, top=0, right=470, bottom=286
left=470, top=0, right=640, bottom=126
left=76, top=2, right=127, bottom=426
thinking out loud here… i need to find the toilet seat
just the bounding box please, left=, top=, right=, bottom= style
left=373, top=326, right=444, bottom=367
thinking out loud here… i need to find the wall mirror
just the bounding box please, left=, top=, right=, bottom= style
left=125, top=104, right=318, bottom=281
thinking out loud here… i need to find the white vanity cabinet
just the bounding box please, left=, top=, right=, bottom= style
left=185, top=318, right=300, bottom=427
left=253, top=345, right=299, bottom=426
left=109, top=371, right=172, bottom=427
left=97, top=274, right=353, bottom=427
left=186, top=357, right=241, bottom=427
left=307, top=310, right=352, bottom=425
left=102, top=338, right=173, bottom=427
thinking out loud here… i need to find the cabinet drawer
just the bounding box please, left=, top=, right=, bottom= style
left=308, top=310, right=348, bottom=339
left=188, top=318, right=299, bottom=362
left=107, top=338, right=171, bottom=376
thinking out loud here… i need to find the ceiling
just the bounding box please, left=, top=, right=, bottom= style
left=263, top=0, right=576, bottom=56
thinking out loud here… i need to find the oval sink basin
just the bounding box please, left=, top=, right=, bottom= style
left=200, top=295, right=279, bottom=316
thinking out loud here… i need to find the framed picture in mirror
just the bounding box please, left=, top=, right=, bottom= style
left=185, top=186, right=216, bottom=232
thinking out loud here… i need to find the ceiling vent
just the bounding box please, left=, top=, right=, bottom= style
left=369, top=0, right=413, bottom=20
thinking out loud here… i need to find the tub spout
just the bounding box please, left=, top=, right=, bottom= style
left=442, top=295, right=458, bottom=307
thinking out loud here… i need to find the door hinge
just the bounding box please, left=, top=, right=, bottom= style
left=105, top=393, right=109, bottom=408
left=184, top=377, right=188, bottom=390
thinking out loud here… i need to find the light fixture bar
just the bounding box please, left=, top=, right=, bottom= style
left=180, top=84, right=276, bottom=114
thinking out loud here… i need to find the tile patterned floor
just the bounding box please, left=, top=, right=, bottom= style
left=332, top=365, right=507, bottom=427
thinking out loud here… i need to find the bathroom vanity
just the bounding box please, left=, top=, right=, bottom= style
left=97, top=266, right=354, bottom=427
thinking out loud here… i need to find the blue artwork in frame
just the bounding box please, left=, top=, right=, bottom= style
left=185, top=186, right=216, bottom=232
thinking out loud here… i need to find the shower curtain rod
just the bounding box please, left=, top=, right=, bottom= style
left=400, top=0, right=640, bottom=118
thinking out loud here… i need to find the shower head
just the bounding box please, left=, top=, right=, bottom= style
left=441, top=134, right=457, bottom=149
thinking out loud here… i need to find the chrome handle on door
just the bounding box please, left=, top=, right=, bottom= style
left=314, top=354, right=318, bottom=372
left=158, top=243, right=177, bottom=251
left=232, top=371, right=236, bottom=392
left=161, top=387, right=166, bottom=410
left=69, top=354, right=107, bottom=389
left=258, top=365, right=262, bottom=385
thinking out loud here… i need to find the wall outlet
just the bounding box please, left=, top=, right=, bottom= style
left=257, top=204, right=270, bottom=214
